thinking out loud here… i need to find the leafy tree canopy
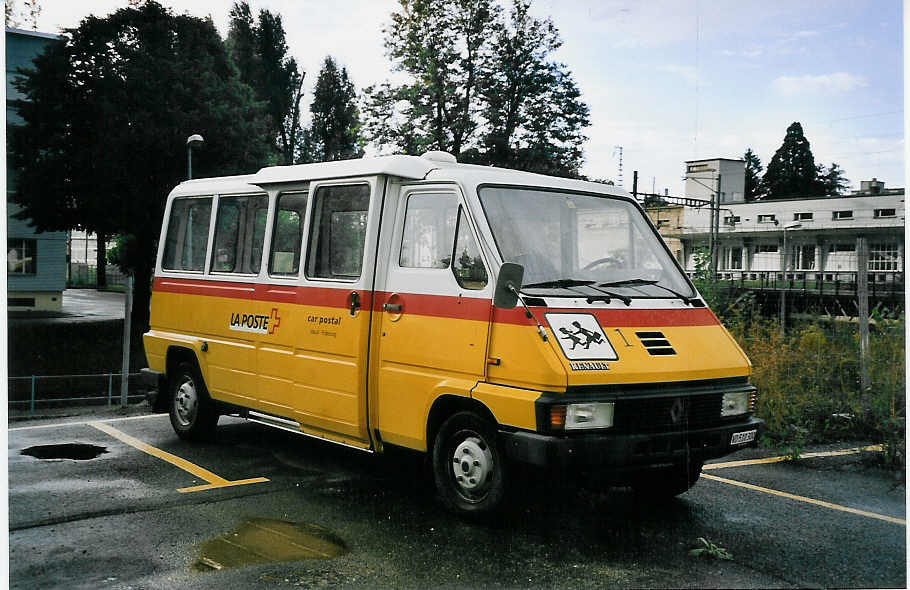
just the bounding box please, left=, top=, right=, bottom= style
left=304, top=56, right=364, bottom=162
left=363, top=0, right=589, bottom=178
left=817, top=162, right=850, bottom=196
left=227, top=1, right=304, bottom=164
left=10, top=0, right=271, bottom=331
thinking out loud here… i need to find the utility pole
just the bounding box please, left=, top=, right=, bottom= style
left=856, top=235, right=870, bottom=397
left=712, top=174, right=722, bottom=276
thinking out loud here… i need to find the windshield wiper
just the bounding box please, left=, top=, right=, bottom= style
left=522, top=279, right=596, bottom=289
left=598, top=278, right=694, bottom=305
left=523, top=279, right=631, bottom=305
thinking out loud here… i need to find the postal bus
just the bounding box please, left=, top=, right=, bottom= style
left=142, top=151, right=761, bottom=516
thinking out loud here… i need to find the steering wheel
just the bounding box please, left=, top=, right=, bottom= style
left=582, top=256, right=622, bottom=271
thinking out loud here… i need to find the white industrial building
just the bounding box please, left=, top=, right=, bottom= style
left=648, top=161, right=905, bottom=285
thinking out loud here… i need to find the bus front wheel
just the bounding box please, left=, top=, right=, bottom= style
left=432, top=411, right=507, bottom=517
left=169, top=361, right=218, bottom=441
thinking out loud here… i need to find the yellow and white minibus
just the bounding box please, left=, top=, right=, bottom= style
left=142, top=151, right=760, bottom=515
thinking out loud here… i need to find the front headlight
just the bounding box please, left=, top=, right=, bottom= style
left=721, top=391, right=751, bottom=417
left=550, top=402, right=615, bottom=430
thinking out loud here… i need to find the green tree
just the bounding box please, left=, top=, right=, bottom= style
left=363, top=0, right=589, bottom=177
left=10, top=1, right=271, bottom=335
left=475, top=0, right=589, bottom=176
left=366, top=0, right=499, bottom=157
left=817, top=162, right=850, bottom=196
left=743, top=147, right=763, bottom=201
left=759, top=122, right=824, bottom=199
left=305, top=56, right=364, bottom=162
left=227, top=1, right=304, bottom=164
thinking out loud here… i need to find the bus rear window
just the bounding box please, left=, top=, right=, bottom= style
left=162, top=197, right=212, bottom=271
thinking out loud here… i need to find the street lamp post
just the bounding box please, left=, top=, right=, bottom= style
left=186, top=134, right=204, bottom=180
left=780, top=220, right=802, bottom=336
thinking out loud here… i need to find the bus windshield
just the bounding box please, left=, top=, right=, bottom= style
left=478, top=186, right=695, bottom=299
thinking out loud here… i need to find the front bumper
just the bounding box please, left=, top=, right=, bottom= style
left=500, top=416, right=763, bottom=473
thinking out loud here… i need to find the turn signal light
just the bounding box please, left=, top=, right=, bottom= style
left=550, top=405, right=567, bottom=429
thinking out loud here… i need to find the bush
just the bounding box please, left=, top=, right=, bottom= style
left=694, top=269, right=905, bottom=468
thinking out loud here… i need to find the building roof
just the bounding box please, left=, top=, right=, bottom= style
left=5, top=27, right=60, bottom=40
left=685, top=158, right=745, bottom=163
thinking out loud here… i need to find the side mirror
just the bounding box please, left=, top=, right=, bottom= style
left=493, top=262, right=524, bottom=309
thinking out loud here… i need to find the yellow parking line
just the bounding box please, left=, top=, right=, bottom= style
left=91, top=422, right=268, bottom=493
left=702, top=473, right=905, bottom=526
left=704, top=445, right=883, bottom=470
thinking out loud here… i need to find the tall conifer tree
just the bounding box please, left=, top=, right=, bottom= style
left=760, top=122, right=824, bottom=199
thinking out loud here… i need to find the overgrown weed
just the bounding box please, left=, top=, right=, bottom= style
left=693, top=269, right=905, bottom=468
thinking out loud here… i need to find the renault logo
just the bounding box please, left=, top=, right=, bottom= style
left=669, top=398, right=686, bottom=424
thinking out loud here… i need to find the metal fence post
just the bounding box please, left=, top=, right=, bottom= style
left=30, top=375, right=36, bottom=415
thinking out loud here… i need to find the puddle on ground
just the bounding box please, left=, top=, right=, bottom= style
left=21, top=443, right=108, bottom=460
left=193, top=518, right=347, bottom=572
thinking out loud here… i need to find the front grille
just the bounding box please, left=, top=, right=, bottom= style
left=613, top=394, right=723, bottom=432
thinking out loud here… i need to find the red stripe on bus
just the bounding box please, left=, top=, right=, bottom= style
left=493, top=306, right=719, bottom=327
left=152, top=277, right=717, bottom=327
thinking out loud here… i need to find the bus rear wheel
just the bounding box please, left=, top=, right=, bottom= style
left=169, top=361, right=218, bottom=441
left=432, top=411, right=507, bottom=517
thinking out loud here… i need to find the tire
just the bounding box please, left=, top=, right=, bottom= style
left=631, top=460, right=703, bottom=499
left=432, top=411, right=507, bottom=517
left=168, top=361, right=218, bottom=441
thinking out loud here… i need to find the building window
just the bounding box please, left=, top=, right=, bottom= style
left=869, top=243, right=899, bottom=271
left=793, top=212, right=813, bottom=221
left=796, top=245, right=816, bottom=270
left=832, top=210, right=853, bottom=220
left=874, top=208, right=896, bottom=218
left=755, top=244, right=778, bottom=253
left=757, top=214, right=776, bottom=223
left=729, top=247, right=742, bottom=270
left=724, top=215, right=740, bottom=225
left=8, top=238, right=37, bottom=274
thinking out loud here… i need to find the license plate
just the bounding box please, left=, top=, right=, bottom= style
left=731, top=430, right=757, bottom=445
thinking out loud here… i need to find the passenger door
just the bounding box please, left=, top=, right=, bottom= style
left=371, top=186, right=492, bottom=450
left=256, top=180, right=378, bottom=445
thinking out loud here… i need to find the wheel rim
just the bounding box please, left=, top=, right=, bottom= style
left=173, top=376, right=198, bottom=428
left=450, top=434, right=494, bottom=502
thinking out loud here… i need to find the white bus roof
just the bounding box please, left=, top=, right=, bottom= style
left=170, top=154, right=631, bottom=200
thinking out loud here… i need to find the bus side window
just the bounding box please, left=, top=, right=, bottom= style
left=451, top=208, right=488, bottom=289
left=162, top=196, right=212, bottom=272
left=211, top=194, right=269, bottom=274
left=269, top=192, right=308, bottom=276
left=307, top=185, right=370, bottom=280
left=399, top=193, right=458, bottom=269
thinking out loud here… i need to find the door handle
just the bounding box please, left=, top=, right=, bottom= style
left=349, top=291, right=361, bottom=316
left=382, top=303, right=402, bottom=312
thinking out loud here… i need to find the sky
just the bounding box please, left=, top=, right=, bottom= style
left=20, top=0, right=905, bottom=196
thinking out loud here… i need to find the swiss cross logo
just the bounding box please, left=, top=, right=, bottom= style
left=268, top=307, right=281, bottom=335
left=229, top=307, right=282, bottom=335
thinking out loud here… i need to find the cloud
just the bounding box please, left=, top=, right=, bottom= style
left=772, top=72, right=868, bottom=96
left=657, top=64, right=700, bottom=85
left=720, top=47, right=763, bottom=58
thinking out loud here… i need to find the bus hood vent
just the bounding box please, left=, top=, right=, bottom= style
left=636, top=331, right=676, bottom=356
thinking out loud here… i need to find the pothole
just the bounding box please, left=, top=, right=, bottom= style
left=193, top=518, right=347, bottom=572
left=21, top=443, right=108, bottom=460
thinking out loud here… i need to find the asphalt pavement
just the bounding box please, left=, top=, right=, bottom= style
left=8, top=409, right=907, bottom=589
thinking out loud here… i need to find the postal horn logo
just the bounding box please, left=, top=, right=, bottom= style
left=229, top=307, right=281, bottom=335
left=545, top=313, right=618, bottom=364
